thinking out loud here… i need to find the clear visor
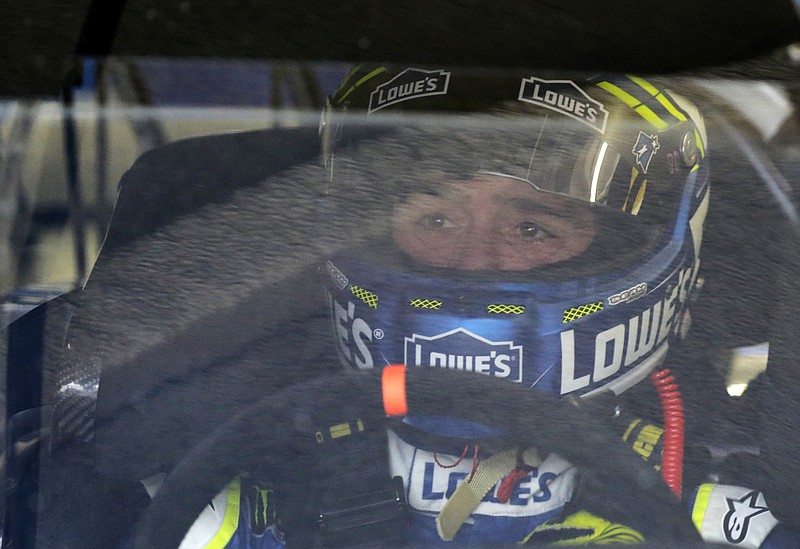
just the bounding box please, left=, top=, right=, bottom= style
left=326, top=112, right=627, bottom=200
left=324, top=112, right=670, bottom=274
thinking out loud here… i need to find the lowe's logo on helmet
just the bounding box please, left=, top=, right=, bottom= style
left=369, top=68, right=451, bottom=113
left=404, top=328, right=523, bottom=381
left=560, top=261, right=699, bottom=395
left=327, top=290, right=374, bottom=370
left=518, top=77, right=609, bottom=133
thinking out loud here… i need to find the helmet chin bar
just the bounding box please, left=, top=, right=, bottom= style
left=325, top=238, right=700, bottom=405
left=134, top=367, right=700, bottom=549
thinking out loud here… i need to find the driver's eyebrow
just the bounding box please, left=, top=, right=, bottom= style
left=496, top=196, right=576, bottom=219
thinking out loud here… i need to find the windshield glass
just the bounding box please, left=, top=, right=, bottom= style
left=2, top=51, right=800, bottom=549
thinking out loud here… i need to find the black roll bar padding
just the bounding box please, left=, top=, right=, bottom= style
left=134, top=367, right=700, bottom=549
left=761, top=227, right=800, bottom=528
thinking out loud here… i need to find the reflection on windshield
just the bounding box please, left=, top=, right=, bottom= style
left=2, top=57, right=800, bottom=549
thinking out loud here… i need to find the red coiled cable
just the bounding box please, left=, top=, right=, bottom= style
left=650, top=368, right=685, bottom=499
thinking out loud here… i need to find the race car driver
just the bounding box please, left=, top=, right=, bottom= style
left=173, top=67, right=799, bottom=548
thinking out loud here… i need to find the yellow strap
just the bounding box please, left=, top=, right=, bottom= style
left=691, top=483, right=714, bottom=534
left=203, top=477, right=242, bottom=549
left=436, top=448, right=541, bottom=541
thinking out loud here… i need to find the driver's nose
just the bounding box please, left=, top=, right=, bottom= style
left=457, top=230, right=502, bottom=270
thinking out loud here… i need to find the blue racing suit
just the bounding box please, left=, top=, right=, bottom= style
left=168, top=416, right=798, bottom=548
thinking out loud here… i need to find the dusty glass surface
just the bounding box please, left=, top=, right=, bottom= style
left=1, top=50, right=800, bottom=548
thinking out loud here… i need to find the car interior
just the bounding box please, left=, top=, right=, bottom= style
left=2, top=2, right=800, bottom=547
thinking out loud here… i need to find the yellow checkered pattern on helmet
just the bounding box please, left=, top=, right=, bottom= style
left=351, top=285, right=378, bottom=309
left=563, top=301, right=604, bottom=323
left=487, top=304, right=526, bottom=315
left=410, top=298, right=442, bottom=310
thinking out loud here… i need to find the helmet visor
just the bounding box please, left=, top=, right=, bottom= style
left=324, top=111, right=679, bottom=275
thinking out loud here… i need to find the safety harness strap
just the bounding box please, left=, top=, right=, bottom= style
left=436, top=447, right=541, bottom=541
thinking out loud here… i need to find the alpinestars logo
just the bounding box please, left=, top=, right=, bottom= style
left=723, top=491, right=769, bottom=544
left=368, top=68, right=450, bottom=113
left=404, top=328, right=522, bottom=381
left=632, top=131, right=660, bottom=173
left=518, top=78, right=609, bottom=133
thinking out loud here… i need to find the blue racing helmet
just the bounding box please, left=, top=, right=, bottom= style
left=320, top=66, right=709, bottom=431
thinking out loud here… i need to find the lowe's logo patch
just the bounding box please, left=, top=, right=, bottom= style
left=368, top=68, right=450, bottom=113
left=632, top=131, right=660, bottom=174
left=404, top=328, right=522, bottom=381
left=518, top=78, right=609, bottom=133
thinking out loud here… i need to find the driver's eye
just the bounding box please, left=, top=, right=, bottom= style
left=518, top=221, right=552, bottom=239
left=419, top=214, right=456, bottom=229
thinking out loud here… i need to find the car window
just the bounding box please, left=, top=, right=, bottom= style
left=2, top=8, right=800, bottom=549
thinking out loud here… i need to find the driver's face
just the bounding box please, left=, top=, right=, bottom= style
left=392, top=174, right=597, bottom=271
